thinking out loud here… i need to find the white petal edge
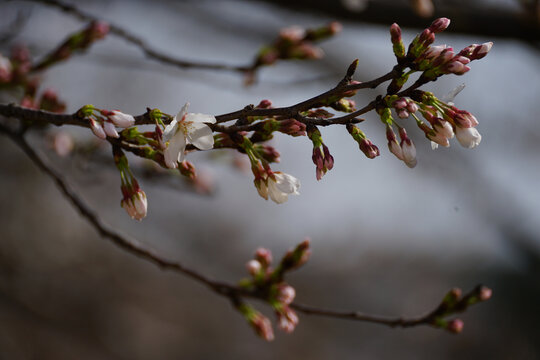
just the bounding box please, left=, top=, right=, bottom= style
left=185, top=113, right=216, bottom=124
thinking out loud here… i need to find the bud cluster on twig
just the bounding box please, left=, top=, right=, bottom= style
left=237, top=239, right=311, bottom=340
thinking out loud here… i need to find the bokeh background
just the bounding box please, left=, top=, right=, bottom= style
left=1, top=0, right=539, bottom=359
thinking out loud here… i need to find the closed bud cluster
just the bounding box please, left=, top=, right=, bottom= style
left=308, top=126, right=334, bottom=180
left=114, top=147, right=148, bottom=220
left=312, top=144, right=334, bottom=180
left=79, top=107, right=136, bottom=140
left=278, top=119, right=306, bottom=137
left=254, top=22, right=339, bottom=68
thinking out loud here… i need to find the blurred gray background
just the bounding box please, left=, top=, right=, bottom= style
left=0, top=0, right=539, bottom=359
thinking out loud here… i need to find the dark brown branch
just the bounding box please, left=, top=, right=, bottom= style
left=0, top=122, right=486, bottom=332
left=16, top=0, right=252, bottom=73
left=0, top=64, right=398, bottom=133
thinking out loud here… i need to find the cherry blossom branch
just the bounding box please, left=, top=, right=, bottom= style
left=0, top=62, right=397, bottom=130
left=0, top=120, right=491, bottom=340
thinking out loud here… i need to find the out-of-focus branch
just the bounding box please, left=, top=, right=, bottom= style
left=265, top=0, right=540, bottom=43
left=0, top=121, right=490, bottom=336
left=15, top=0, right=252, bottom=73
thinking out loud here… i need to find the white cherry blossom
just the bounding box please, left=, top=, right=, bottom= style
left=163, top=103, right=216, bottom=169
left=267, top=172, right=300, bottom=204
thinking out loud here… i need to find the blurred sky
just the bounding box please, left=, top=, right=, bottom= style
left=1, top=0, right=539, bottom=359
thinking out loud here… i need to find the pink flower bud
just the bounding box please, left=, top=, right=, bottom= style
left=478, top=286, right=493, bottom=301
left=252, top=313, right=274, bottom=341
left=246, top=260, right=262, bottom=276
left=279, top=119, right=306, bottom=137
left=446, top=61, right=470, bottom=75
left=277, top=284, right=296, bottom=305
left=397, top=110, right=410, bottom=119
left=419, top=29, right=432, bottom=43
left=386, top=126, right=404, bottom=160
left=390, top=23, right=402, bottom=44
left=447, top=319, right=464, bottom=334
left=423, top=45, right=447, bottom=60
left=121, top=189, right=148, bottom=221
left=106, top=110, right=135, bottom=128
left=359, top=138, right=380, bottom=159
left=277, top=307, right=299, bottom=333
left=456, top=126, right=482, bottom=148
left=256, top=99, right=273, bottom=109
left=429, top=18, right=451, bottom=33
left=406, top=102, right=419, bottom=113
left=89, top=118, right=106, bottom=139
left=255, top=248, right=273, bottom=268
left=399, top=128, right=417, bottom=168
left=393, top=98, right=408, bottom=110
left=103, top=121, right=120, bottom=138
left=475, top=42, right=493, bottom=59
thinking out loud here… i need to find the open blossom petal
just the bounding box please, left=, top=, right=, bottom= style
left=267, top=172, right=300, bottom=204
left=164, top=131, right=186, bottom=168
left=186, top=121, right=214, bottom=150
